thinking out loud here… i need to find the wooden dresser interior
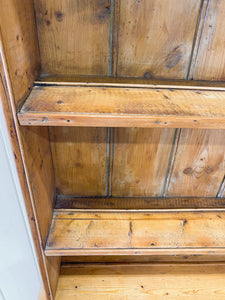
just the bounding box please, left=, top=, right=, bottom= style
left=1, top=0, right=225, bottom=299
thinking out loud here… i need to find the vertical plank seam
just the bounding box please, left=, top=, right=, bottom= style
left=217, top=175, right=225, bottom=198
left=187, top=0, right=211, bottom=80
left=106, top=127, right=111, bottom=196
left=109, top=0, right=115, bottom=76
left=47, top=127, right=57, bottom=204
left=163, top=129, right=182, bottom=197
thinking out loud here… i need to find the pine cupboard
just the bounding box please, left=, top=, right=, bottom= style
left=1, top=1, right=225, bottom=299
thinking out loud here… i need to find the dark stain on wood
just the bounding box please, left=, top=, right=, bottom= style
left=166, top=46, right=182, bottom=69
left=55, top=11, right=64, bottom=22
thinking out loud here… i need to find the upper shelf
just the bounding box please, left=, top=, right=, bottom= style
left=18, top=76, right=225, bottom=128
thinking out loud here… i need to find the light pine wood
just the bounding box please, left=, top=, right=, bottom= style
left=0, top=3, right=59, bottom=298
left=55, top=196, right=225, bottom=210
left=34, top=0, right=111, bottom=75
left=18, top=83, right=225, bottom=128
left=0, top=0, right=40, bottom=109
left=167, top=129, right=225, bottom=197
left=114, top=0, right=201, bottom=78
left=111, top=128, right=175, bottom=196
left=45, top=210, right=225, bottom=256
left=56, top=264, right=225, bottom=299
left=49, top=127, right=107, bottom=196
left=20, top=127, right=55, bottom=242
left=193, top=0, right=225, bottom=81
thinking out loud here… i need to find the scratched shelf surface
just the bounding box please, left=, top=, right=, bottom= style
left=45, top=208, right=225, bottom=256
left=18, top=78, right=225, bottom=128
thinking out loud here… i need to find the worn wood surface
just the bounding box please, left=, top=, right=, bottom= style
left=114, top=0, right=201, bottom=79
left=18, top=84, right=225, bottom=128
left=111, top=128, right=174, bottom=196
left=55, top=196, right=225, bottom=210
left=0, top=0, right=40, bottom=109
left=45, top=210, right=225, bottom=256
left=167, top=129, right=225, bottom=197
left=34, top=0, right=111, bottom=75
left=56, top=264, right=225, bottom=299
left=50, top=127, right=107, bottom=196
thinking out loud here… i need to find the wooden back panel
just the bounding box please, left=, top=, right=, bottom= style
left=34, top=0, right=225, bottom=198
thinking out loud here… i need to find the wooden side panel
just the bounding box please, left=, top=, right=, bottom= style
left=20, top=126, right=55, bottom=243
left=168, top=0, right=225, bottom=197
left=50, top=127, right=108, bottom=196
left=56, top=264, right=225, bottom=299
left=34, top=0, right=111, bottom=75
left=0, top=2, right=59, bottom=297
left=115, top=0, right=201, bottom=78
left=167, top=129, right=225, bottom=197
left=0, top=0, right=40, bottom=109
left=112, top=128, right=174, bottom=196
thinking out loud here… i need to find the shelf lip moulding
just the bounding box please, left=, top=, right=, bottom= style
left=18, top=77, right=225, bottom=128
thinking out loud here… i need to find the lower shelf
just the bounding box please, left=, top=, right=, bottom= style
left=45, top=208, right=225, bottom=256
left=56, top=263, right=225, bottom=299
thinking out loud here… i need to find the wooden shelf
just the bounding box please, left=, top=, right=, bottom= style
left=45, top=208, right=225, bottom=256
left=18, top=77, right=225, bottom=128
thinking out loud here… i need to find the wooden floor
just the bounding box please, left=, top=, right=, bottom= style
left=56, top=263, right=225, bottom=299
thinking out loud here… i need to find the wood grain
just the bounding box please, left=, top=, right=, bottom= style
left=20, top=126, right=55, bottom=243
left=111, top=128, right=175, bottom=196
left=167, top=129, right=225, bottom=197
left=45, top=210, right=225, bottom=256
left=56, top=264, right=225, bottom=299
left=55, top=196, right=225, bottom=210
left=50, top=127, right=107, bottom=196
left=115, top=0, right=201, bottom=79
left=18, top=84, right=225, bottom=128
left=0, top=0, right=40, bottom=109
left=193, top=0, right=225, bottom=81
left=34, top=0, right=111, bottom=75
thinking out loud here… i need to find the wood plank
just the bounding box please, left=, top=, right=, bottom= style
left=45, top=210, right=225, bottom=256
left=18, top=83, right=225, bottom=128
left=193, top=0, right=225, bottom=81
left=55, top=196, right=225, bottom=210
left=56, top=264, right=225, bottom=299
left=34, top=0, right=111, bottom=75
left=50, top=127, right=107, bottom=196
left=61, top=254, right=225, bottom=263
left=111, top=128, right=175, bottom=196
left=0, top=0, right=40, bottom=109
left=115, top=0, right=201, bottom=78
left=167, top=129, right=225, bottom=197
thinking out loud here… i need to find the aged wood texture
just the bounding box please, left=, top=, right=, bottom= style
left=45, top=210, right=225, bottom=256
left=0, top=3, right=59, bottom=298
left=0, top=0, right=40, bottom=109
left=18, top=83, right=225, bottom=128
left=50, top=127, right=107, bottom=196
left=167, top=129, right=225, bottom=197
left=61, top=254, right=225, bottom=263
left=34, top=0, right=111, bottom=75
left=55, top=196, right=225, bottom=210
left=56, top=264, right=225, bottom=299
left=114, top=0, right=201, bottom=78
left=0, top=54, right=53, bottom=299
left=111, top=0, right=202, bottom=197
left=167, top=0, right=225, bottom=197
left=20, top=126, right=55, bottom=242
left=192, top=0, right=225, bottom=81
left=111, top=128, right=175, bottom=196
